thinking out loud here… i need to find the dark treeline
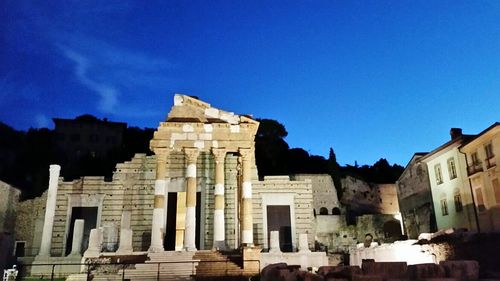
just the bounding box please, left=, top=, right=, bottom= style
left=255, top=119, right=404, bottom=198
left=0, top=118, right=403, bottom=200
left=0, top=121, right=154, bottom=199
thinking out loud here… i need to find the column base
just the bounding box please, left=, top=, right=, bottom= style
left=212, top=240, right=227, bottom=250
left=184, top=246, right=197, bottom=252
left=148, top=245, right=164, bottom=253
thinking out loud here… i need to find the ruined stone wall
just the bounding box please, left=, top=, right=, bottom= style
left=313, top=215, right=357, bottom=253
left=253, top=176, right=314, bottom=250
left=16, top=192, right=46, bottom=256
left=0, top=181, right=21, bottom=234
left=341, top=176, right=399, bottom=215
left=396, top=155, right=435, bottom=238
left=292, top=174, right=339, bottom=215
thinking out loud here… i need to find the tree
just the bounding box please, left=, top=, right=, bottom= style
left=328, top=148, right=343, bottom=199
left=255, top=119, right=289, bottom=177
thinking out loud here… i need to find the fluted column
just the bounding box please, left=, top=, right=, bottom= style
left=239, top=148, right=254, bottom=246
left=184, top=148, right=199, bottom=251
left=212, top=148, right=227, bottom=249
left=149, top=149, right=168, bottom=252
left=38, top=164, right=61, bottom=257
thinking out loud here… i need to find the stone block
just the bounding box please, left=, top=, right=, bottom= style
left=353, top=274, right=384, bottom=281
left=261, top=263, right=288, bottom=281
left=407, top=263, right=446, bottom=280
left=362, top=261, right=408, bottom=279
left=440, top=261, right=479, bottom=281
left=318, top=266, right=362, bottom=279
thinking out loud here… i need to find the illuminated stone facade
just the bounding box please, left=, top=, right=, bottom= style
left=15, top=95, right=315, bottom=260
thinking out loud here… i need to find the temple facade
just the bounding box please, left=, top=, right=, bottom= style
left=15, top=95, right=315, bottom=260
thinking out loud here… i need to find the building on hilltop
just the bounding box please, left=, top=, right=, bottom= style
left=53, top=115, right=127, bottom=178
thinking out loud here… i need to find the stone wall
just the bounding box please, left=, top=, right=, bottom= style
left=341, top=176, right=399, bottom=215
left=292, top=174, right=340, bottom=215
left=253, top=176, right=314, bottom=250
left=396, top=154, right=435, bottom=239
left=16, top=192, right=46, bottom=256
left=0, top=181, right=21, bottom=234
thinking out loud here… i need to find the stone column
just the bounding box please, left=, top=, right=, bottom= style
left=149, top=149, right=168, bottom=252
left=69, top=219, right=85, bottom=256
left=298, top=233, right=311, bottom=253
left=269, top=231, right=281, bottom=254
left=38, top=164, right=61, bottom=257
left=239, top=148, right=254, bottom=246
left=84, top=228, right=102, bottom=258
left=212, top=148, right=227, bottom=249
left=184, top=148, right=199, bottom=251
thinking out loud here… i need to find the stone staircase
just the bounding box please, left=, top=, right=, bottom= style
left=193, top=250, right=248, bottom=278
left=123, top=251, right=199, bottom=281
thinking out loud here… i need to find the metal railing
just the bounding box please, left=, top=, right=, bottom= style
left=467, top=162, right=483, bottom=176
left=15, top=258, right=261, bottom=281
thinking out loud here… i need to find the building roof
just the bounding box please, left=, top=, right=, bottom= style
left=460, top=122, right=500, bottom=149
left=419, top=134, right=475, bottom=163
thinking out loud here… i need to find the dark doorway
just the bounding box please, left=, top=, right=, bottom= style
left=383, top=220, right=402, bottom=240
left=65, top=207, right=98, bottom=255
left=267, top=205, right=292, bottom=252
left=195, top=192, right=201, bottom=249
left=164, top=192, right=177, bottom=250
left=163, top=192, right=201, bottom=250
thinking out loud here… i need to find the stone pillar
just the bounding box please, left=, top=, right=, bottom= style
left=269, top=231, right=281, bottom=254
left=298, top=233, right=311, bottom=253
left=116, top=229, right=133, bottom=255
left=149, top=149, right=168, bottom=252
left=84, top=228, right=102, bottom=258
left=184, top=148, right=199, bottom=251
left=212, top=148, right=227, bottom=249
left=69, top=219, right=85, bottom=256
left=239, top=148, right=254, bottom=246
left=38, top=164, right=61, bottom=257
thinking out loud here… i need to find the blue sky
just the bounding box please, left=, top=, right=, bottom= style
left=2, top=1, right=500, bottom=166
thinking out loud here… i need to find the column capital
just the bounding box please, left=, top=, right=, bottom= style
left=153, top=147, right=170, bottom=159
left=239, top=147, right=254, bottom=160
left=212, top=148, right=227, bottom=164
left=184, top=147, right=200, bottom=164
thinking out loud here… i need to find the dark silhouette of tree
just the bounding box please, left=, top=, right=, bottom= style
left=328, top=148, right=343, bottom=199
left=255, top=119, right=289, bottom=177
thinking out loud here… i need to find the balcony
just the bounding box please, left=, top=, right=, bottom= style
left=467, top=162, right=483, bottom=176
left=486, top=156, right=496, bottom=169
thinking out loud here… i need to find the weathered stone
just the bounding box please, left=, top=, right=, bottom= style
left=83, top=228, right=102, bottom=258
left=261, top=263, right=288, bottom=281
left=440, top=261, right=479, bottom=281
left=318, top=265, right=362, bottom=279
left=362, top=261, right=408, bottom=279
left=299, top=233, right=311, bottom=253
left=352, top=274, right=384, bottom=281
left=68, top=219, right=84, bottom=256
left=407, top=263, right=446, bottom=280
left=116, top=228, right=133, bottom=255
left=270, top=231, right=282, bottom=253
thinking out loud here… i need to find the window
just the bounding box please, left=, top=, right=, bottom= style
left=434, top=164, right=443, bottom=185
left=448, top=158, right=457, bottom=180
left=471, top=152, right=480, bottom=165
left=492, top=178, right=500, bottom=204
left=319, top=207, right=328, bottom=215
left=14, top=241, right=25, bottom=257
left=454, top=194, right=463, bottom=212
left=485, top=143, right=494, bottom=159
left=441, top=198, right=449, bottom=216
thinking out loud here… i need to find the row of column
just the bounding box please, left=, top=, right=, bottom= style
left=149, top=147, right=254, bottom=252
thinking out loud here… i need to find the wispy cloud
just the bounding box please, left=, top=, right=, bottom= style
left=34, top=113, right=51, bottom=128
left=57, top=36, right=175, bottom=115
left=60, top=47, right=119, bottom=113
